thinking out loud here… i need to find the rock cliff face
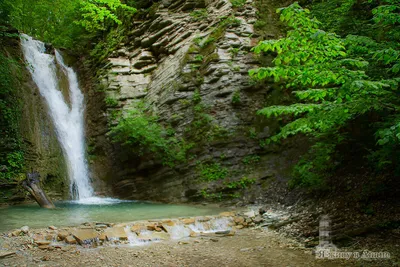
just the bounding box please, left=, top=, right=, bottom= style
left=19, top=72, right=69, bottom=199
left=0, top=36, right=68, bottom=202
left=86, top=0, right=304, bottom=203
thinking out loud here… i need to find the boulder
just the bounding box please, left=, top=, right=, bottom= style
left=196, top=217, right=211, bottom=222
left=244, top=210, right=256, bottom=218
left=0, top=251, right=16, bottom=258
left=21, top=226, right=29, bottom=234
left=161, top=220, right=176, bottom=227
left=45, top=234, right=54, bottom=241
left=38, top=245, right=49, bottom=250
left=234, top=216, right=245, bottom=224
left=98, top=233, right=106, bottom=241
left=253, top=216, right=264, bottom=224
left=104, top=227, right=128, bottom=241
left=181, top=218, right=195, bottom=225
left=57, top=231, right=69, bottom=240
left=131, top=225, right=145, bottom=234
left=48, top=225, right=57, bottom=230
left=65, top=236, right=77, bottom=244
left=219, top=212, right=235, bottom=217
left=71, top=229, right=98, bottom=245
left=11, top=230, right=21, bottom=237
left=35, top=240, right=51, bottom=246
left=33, top=234, right=44, bottom=242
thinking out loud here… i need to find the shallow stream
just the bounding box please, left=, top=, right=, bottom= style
left=0, top=200, right=224, bottom=232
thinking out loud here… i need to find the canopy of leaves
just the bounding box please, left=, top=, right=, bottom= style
left=250, top=2, right=400, bottom=187
left=1, top=0, right=136, bottom=50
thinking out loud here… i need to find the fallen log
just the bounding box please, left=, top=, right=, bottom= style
left=22, top=171, right=55, bottom=209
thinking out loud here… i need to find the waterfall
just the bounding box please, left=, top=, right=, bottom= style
left=21, top=34, right=94, bottom=200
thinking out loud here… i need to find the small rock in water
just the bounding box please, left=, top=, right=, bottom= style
left=244, top=210, right=256, bottom=218
left=234, top=216, right=245, bottom=224
left=21, top=226, right=29, bottom=234
left=210, top=238, right=219, bottom=242
left=253, top=216, right=264, bottom=224
left=49, top=226, right=57, bottom=230
left=181, top=218, right=195, bottom=225
left=65, top=236, right=77, bottom=244
left=104, top=227, right=128, bottom=241
left=35, top=240, right=51, bottom=246
left=57, top=231, right=69, bottom=240
left=131, top=225, right=145, bottom=233
left=219, top=211, right=236, bottom=217
left=38, top=245, right=49, bottom=250
left=95, top=224, right=108, bottom=229
left=71, top=229, right=98, bottom=245
left=45, top=234, right=54, bottom=241
left=12, top=230, right=22, bottom=237
left=98, top=233, right=106, bottom=241
left=215, top=230, right=230, bottom=235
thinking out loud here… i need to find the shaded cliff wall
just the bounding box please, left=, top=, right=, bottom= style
left=0, top=33, right=68, bottom=202
left=85, top=0, right=305, bottom=203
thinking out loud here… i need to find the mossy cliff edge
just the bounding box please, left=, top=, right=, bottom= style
left=83, top=0, right=304, bottom=204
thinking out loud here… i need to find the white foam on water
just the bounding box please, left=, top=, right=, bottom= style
left=165, top=223, right=192, bottom=240
left=21, top=34, right=94, bottom=200
left=125, top=226, right=151, bottom=246
left=188, top=217, right=232, bottom=233
left=70, top=197, right=133, bottom=205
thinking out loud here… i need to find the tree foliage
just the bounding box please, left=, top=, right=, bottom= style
left=1, top=0, right=136, bottom=49
left=250, top=2, right=400, bottom=187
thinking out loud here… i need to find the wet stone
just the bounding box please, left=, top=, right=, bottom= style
left=71, top=229, right=98, bottom=245
left=104, top=227, right=128, bottom=241
left=65, top=236, right=77, bottom=244
left=21, top=226, right=29, bottom=234
left=35, top=240, right=51, bottom=246
left=181, top=218, right=195, bottom=225
left=57, top=231, right=69, bottom=240
left=138, top=232, right=169, bottom=241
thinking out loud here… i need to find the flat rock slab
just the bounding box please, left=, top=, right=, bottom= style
left=104, top=227, right=128, bottom=241
left=65, top=236, right=77, bottom=244
left=71, top=229, right=98, bottom=245
left=0, top=251, right=16, bottom=258
left=35, top=240, right=51, bottom=246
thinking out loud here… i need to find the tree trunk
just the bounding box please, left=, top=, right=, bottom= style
left=22, top=171, right=55, bottom=209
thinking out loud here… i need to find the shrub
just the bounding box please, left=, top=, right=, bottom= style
left=110, top=102, right=190, bottom=167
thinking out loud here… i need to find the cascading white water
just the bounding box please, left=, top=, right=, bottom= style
left=21, top=34, right=94, bottom=200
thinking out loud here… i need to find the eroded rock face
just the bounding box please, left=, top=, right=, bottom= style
left=1, top=35, right=68, bottom=203
left=85, top=0, right=305, bottom=203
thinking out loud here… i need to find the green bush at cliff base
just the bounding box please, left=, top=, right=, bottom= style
left=197, top=162, right=228, bottom=181
left=109, top=102, right=191, bottom=167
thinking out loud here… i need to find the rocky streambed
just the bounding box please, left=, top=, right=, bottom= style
left=0, top=208, right=396, bottom=266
